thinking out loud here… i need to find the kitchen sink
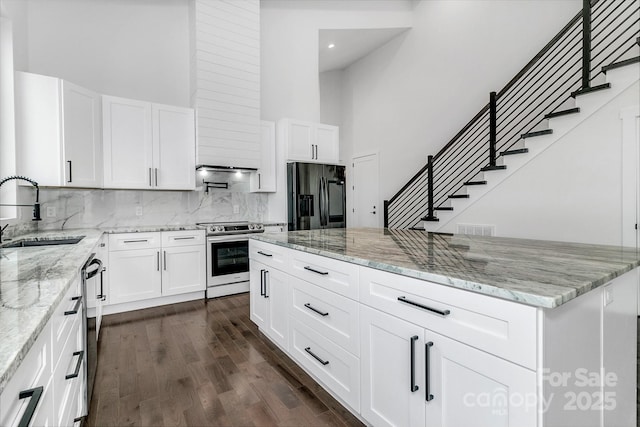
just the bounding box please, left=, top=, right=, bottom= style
left=1, top=236, right=84, bottom=248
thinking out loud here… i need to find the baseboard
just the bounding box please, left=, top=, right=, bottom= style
left=102, top=291, right=205, bottom=316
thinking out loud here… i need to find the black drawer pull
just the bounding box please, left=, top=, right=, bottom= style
left=18, top=386, right=43, bottom=427
left=64, top=296, right=82, bottom=315
left=304, top=347, right=329, bottom=365
left=123, top=239, right=148, bottom=243
left=304, top=303, right=329, bottom=317
left=73, top=417, right=83, bottom=425
left=425, top=342, right=434, bottom=401
left=174, top=236, right=195, bottom=240
left=66, top=350, right=84, bottom=379
left=410, top=335, right=419, bottom=392
left=257, top=251, right=273, bottom=257
left=398, top=296, right=450, bottom=316
left=304, top=266, right=329, bottom=276
left=260, top=269, right=265, bottom=296
left=264, top=270, right=270, bottom=298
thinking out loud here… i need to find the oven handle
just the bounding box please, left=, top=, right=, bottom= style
left=207, top=236, right=252, bottom=243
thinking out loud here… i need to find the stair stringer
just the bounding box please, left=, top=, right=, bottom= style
left=423, top=62, right=640, bottom=232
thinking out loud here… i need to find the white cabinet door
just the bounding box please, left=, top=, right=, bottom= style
left=265, top=267, right=289, bottom=350
left=250, top=121, right=276, bottom=192
left=152, top=104, right=196, bottom=190
left=360, top=305, right=425, bottom=427
left=62, top=80, right=102, bottom=188
left=161, top=245, right=206, bottom=296
left=286, top=119, right=314, bottom=161
left=250, top=260, right=269, bottom=329
left=108, top=248, right=162, bottom=304
left=315, top=124, right=339, bottom=164
left=102, top=96, right=153, bottom=189
left=424, top=330, right=537, bottom=427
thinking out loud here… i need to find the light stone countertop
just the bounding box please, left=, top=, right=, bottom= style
left=0, top=224, right=201, bottom=393
left=251, top=228, right=640, bottom=309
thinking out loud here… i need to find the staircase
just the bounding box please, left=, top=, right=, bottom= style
left=384, top=0, right=640, bottom=230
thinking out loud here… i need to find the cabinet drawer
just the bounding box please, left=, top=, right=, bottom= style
left=249, top=240, right=288, bottom=270
left=0, top=322, right=52, bottom=427
left=289, top=318, right=360, bottom=412
left=359, top=267, right=537, bottom=369
left=289, top=251, right=358, bottom=300
left=290, top=278, right=359, bottom=356
left=161, top=230, right=205, bottom=247
left=54, top=315, right=84, bottom=427
left=51, top=279, right=83, bottom=368
left=109, top=232, right=160, bottom=251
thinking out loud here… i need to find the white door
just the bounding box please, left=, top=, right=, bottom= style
left=250, top=260, right=269, bottom=329
left=62, top=81, right=102, bottom=188
left=152, top=103, right=196, bottom=190
left=286, top=119, right=314, bottom=161
left=315, top=124, right=339, bottom=163
left=108, top=248, right=162, bottom=304
left=424, top=330, right=537, bottom=427
left=360, top=306, right=425, bottom=427
left=103, top=96, right=153, bottom=189
left=265, top=267, right=289, bottom=349
left=352, top=153, right=380, bottom=228
left=161, top=245, right=206, bottom=296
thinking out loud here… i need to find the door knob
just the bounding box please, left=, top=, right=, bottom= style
left=370, top=211, right=376, bottom=214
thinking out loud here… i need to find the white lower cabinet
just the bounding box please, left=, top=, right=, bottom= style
left=107, top=230, right=206, bottom=309
left=249, top=259, right=289, bottom=350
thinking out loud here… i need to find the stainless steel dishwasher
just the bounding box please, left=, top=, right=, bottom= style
left=81, top=253, right=103, bottom=421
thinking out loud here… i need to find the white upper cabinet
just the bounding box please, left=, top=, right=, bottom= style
left=16, top=72, right=103, bottom=188
left=279, top=118, right=339, bottom=164
left=250, top=121, right=276, bottom=192
left=103, top=96, right=195, bottom=190
left=152, top=104, right=196, bottom=190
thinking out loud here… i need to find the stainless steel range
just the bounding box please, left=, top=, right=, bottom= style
left=196, top=221, right=264, bottom=298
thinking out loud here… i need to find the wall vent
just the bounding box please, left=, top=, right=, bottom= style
left=457, top=223, right=495, bottom=236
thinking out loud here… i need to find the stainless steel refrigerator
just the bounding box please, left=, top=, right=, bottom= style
left=287, top=162, right=346, bottom=230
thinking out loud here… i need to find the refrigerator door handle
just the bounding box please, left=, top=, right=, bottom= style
left=318, top=177, right=324, bottom=227
left=323, top=177, right=329, bottom=226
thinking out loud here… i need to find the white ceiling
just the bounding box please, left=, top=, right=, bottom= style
left=319, top=27, right=410, bottom=73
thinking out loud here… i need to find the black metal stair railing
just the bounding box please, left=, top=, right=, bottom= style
left=385, top=0, right=639, bottom=230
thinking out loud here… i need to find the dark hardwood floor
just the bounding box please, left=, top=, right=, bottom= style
left=87, top=294, right=365, bottom=427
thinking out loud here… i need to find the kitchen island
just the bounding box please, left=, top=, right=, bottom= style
left=249, top=228, right=640, bottom=427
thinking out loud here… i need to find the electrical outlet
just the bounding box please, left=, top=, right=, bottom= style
left=46, top=206, right=56, bottom=218
left=135, top=206, right=143, bottom=216
left=233, top=205, right=240, bottom=214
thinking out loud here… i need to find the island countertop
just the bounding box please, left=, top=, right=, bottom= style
left=251, top=228, right=640, bottom=309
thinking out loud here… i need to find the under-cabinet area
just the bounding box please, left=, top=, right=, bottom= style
left=248, top=230, right=640, bottom=427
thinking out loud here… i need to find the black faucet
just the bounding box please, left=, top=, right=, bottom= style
left=0, top=175, right=42, bottom=244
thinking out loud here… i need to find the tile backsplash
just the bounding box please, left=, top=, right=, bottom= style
left=3, top=172, right=268, bottom=238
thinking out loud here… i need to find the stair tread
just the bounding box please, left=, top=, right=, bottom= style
left=545, top=107, right=580, bottom=119
left=448, top=194, right=470, bottom=199
left=602, top=56, right=640, bottom=73
left=522, top=129, right=553, bottom=139
left=434, top=206, right=454, bottom=211
left=463, top=180, right=487, bottom=186
left=571, top=83, right=611, bottom=98
left=501, top=148, right=529, bottom=156
left=421, top=216, right=439, bottom=222
left=480, top=165, right=507, bottom=172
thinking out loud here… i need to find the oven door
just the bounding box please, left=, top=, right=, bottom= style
left=207, top=236, right=250, bottom=286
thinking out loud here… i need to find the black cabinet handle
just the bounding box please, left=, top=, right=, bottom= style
left=18, top=386, right=43, bottom=427
left=97, top=267, right=106, bottom=300
left=174, top=236, right=195, bottom=240
left=398, top=296, right=450, bottom=316
left=264, top=270, right=269, bottom=298
left=157, top=251, right=160, bottom=271
left=260, top=269, right=265, bottom=296
left=257, top=251, right=272, bottom=257
left=163, top=251, right=167, bottom=271
left=304, top=347, right=329, bottom=365
left=66, top=350, right=84, bottom=379
left=123, top=239, right=148, bottom=243
left=304, top=303, right=329, bottom=317
left=64, top=296, right=82, bottom=315
left=67, top=160, right=72, bottom=183
left=410, top=335, right=419, bottom=392
left=425, top=342, right=434, bottom=401
left=73, top=417, right=83, bottom=425
left=304, top=266, right=329, bottom=276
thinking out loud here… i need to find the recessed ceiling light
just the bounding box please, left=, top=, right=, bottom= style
left=328, top=43, right=335, bottom=49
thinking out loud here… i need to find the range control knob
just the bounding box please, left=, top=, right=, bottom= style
left=255, top=224, right=263, bottom=230
left=248, top=224, right=255, bottom=230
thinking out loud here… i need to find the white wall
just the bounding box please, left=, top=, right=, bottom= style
left=3, top=0, right=190, bottom=106
left=340, top=0, right=581, bottom=211
left=436, top=82, right=640, bottom=246
left=319, top=70, right=343, bottom=127
left=260, top=0, right=414, bottom=123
